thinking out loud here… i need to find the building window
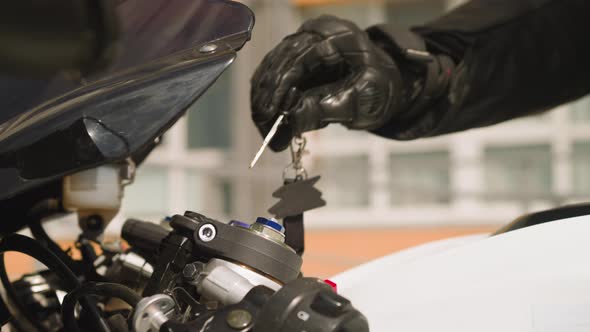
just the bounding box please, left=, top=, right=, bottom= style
left=570, top=96, right=590, bottom=123
left=123, top=166, right=168, bottom=218
left=572, top=142, right=590, bottom=196
left=484, top=145, right=552, bottom=201
left=186, top=69, right=232, bottom=149
left=186, top=172, right=233, bottom=217
left=220, top=181, right=233, bottom=216
left=390, top=151, right=451, bottom=205
left=314, top=156, right=369, bottom=207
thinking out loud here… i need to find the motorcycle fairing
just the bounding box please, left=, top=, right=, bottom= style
left=0, top=0, right=254, bottom=201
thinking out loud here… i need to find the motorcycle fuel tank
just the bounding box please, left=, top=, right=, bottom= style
left=334, top=216, right=590, bottom=332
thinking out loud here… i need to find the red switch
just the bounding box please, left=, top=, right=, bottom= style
left=324, top=279, right=337, bottom=293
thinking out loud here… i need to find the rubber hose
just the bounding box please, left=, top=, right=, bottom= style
left=61, top=282, right=141, bottom=332
left=0, top=234, right=108, bottom=332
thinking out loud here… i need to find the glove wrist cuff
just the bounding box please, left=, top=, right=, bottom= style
left=366, top=25, right=454, bottom=118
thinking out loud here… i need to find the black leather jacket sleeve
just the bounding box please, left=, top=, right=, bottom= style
left=371, top=0, right=590, bottom=140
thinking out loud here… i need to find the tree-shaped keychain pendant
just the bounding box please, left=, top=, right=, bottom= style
left=268, top=136, right=326, bottom=255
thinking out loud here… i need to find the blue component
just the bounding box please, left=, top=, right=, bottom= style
left=229, top=220, right=251, bottom=228
left=255, top=217, right=284, bottom=233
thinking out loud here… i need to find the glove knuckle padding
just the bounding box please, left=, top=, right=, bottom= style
left=300, top=15, right=362, bottom=38
left=250, top=15, right=405, bottom=150
left=301, top=16, right=377, bottom=67
left=251, top=33, right=316, bottom=122
left=268, top=34, right=320, bottom=109
left=347, top=66, right=398, bottom=129
left=306, top=17, right=399, bottom=128
left=311, top=40, right=340, bottom=67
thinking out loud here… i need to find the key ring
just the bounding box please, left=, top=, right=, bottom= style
left=283, top=135, right=308, bottom=181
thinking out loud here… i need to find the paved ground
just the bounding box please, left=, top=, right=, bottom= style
left=302, top=227, right=494, bottom=278
left=4, top=227, right=494, bottom=279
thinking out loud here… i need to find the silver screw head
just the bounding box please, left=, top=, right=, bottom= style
left=199, top=43, right=218, bottom=53
left=198, top=224, right=217, bottom=242
left=226, top=309, right=253, bottom=329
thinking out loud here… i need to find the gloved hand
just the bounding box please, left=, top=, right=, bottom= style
left=250, top=15, right=404, bottom=151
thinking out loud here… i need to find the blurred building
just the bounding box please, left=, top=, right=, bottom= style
left=110, top=0, right=590, bottom=234
left=19, top=0, right=590, bottom=279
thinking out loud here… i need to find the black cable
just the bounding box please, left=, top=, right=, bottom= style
left=29, top=218, right=79, bottom=270
left=0, top=234, right=108, bottom=332
left=61, top=282, right=141, bottom=332
left=0, top=234, right=79, bottom=290
left=30, top=221, right=107, bottom=284
left=0, top=200, right=84, bottom=331
left=76, top=236, right=103, bottom=281
left=28, top=201, right=106, bottom=282
left=27, top=200, right=79, bottom=273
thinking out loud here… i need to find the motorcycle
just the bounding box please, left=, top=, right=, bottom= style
left=2, top=1, right=587, bottom=332
left=0, top=1, right=367, bottom=331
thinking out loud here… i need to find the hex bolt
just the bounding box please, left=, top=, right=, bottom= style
left=183, top=264, right=198, bottom=280
left=226, top=309, right=253, bottom=330
left=182, top=262, right=204, bottom=282
left=198, top=224, right=217, bottom=242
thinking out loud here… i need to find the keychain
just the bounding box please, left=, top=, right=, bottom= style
left=248, top=87, right=326, bottom=255
left=269, top=136, right=325, bottom=218
left=268, top=136, right=326, bottom=255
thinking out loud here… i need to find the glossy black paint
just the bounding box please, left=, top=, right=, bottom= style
left=494, top=202, right=590, bottom=235
left=0, top=0, right=254, bottom=201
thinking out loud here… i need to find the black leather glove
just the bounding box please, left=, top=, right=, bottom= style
left=251, top=15, right=404, bottom=151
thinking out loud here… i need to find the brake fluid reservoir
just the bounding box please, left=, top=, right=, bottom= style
left=62, top=165, right=123, bottom=225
